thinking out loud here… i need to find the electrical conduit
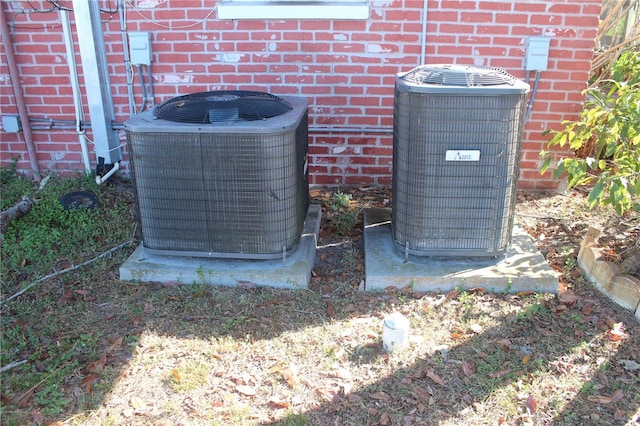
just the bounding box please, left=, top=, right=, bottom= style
left=1, top=4, right=41, bottom=180
left=60, top=9, right=91, bottom=175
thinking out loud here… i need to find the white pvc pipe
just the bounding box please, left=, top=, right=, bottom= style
left=421, top=0, right=429, bottom=65
left=119, top=0, right=136, bottom=116
left=95, top=161, right=120, bottom=185
left=60, top=9, right=91, bottom=175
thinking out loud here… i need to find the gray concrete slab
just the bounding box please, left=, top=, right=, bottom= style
left=119, top=204, right=321, bottom=289
left=364, top=208, right=558, bottom=293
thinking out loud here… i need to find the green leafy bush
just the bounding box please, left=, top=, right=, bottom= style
left=540, top=50, right=640, bottom=215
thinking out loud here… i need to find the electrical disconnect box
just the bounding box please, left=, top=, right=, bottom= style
left=525, top=36, right=551, bottom=71
left=129, top=31, right=152, bottom=66
left=2, top=115, right=22, bottom=133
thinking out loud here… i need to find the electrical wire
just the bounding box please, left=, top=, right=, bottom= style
left=26, top=0, right=57, bottom=13
left=137, top=65, right=148, bottom=112
left=525, top=71, right=541, bottom=121
left=125, top=0, right=217, bottom=30
left=9, top=0, right=118, bottom=30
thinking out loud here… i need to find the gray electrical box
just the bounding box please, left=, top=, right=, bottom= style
left=129, top=31, right=152, bottom=66
left=2, top=115, right=22, bottom=133
left=525, top=36, right=551, bottom=71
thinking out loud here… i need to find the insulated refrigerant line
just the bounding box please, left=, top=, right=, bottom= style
left=525, top=70, right=541, bottom=122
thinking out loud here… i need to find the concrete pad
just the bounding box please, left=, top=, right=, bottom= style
left=363, top=208, right=558, bottom=293
left=120, top=204, right=321, bottom=289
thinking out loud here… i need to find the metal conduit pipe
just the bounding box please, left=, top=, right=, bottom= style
left=60, top=8, right=91, bottom=175
left=309, top=126, right=393, bottom=135
left=27, top=117, right=393, bottom=135
left=119, top=0, right=135, bottom=116
left=421, top=0, right=429, bottom=65
left=1, top=4, right=41, bottom=180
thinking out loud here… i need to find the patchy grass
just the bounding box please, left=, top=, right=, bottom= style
left=1, top=177, right=639, bottom=425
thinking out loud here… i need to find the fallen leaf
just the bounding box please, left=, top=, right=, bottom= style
left=211, top=401, right=224, bottom=408
left=236, top=385, right=257, bottom=396
left=172, top=368, right=181, bottom=383
left=446, top=289, right=460, bottom=300
left=143, top=302, right=155, bottom=314
left=558, top=289, right=578, bottom=304
left=611, top=389, right=624, bottom=403
left=370, top=391, right=391, bottom=401
left=109, top=337, right=123, bottom=352
left=269, top=398, right=290, bottom=409
left=182, top=396, right=198, bottom=414
left=325, top=300, right=335, bottom=317
left=380, top=411, right=391, bottom=425
left=283, top=364, right=298, bottom=388
left=587, top=395, right=614, bottom=404
left=450, top=332, right=466, bottom=339
left=87, top=353, right=107, bottom=372
left=488, top=369, right=511, bottom=379
left=316, top=387, right=339, bottom=401
left=526, top=395, right=537, bottom=413
left=609, top=323, right=627, bottom=341
left=496, top=338, right=512, bottom=352
left=82, top=373, right=100, bottom=394
left=400, top=284, right=413, bottom=293
left=426, top=369, right=444, bottom=386
left=555, top=304, right=568, bottom=313
left=237, top=280, right=257, bottom=289
left=522, top=355, right=531, bottom=365
left=461, top=361, right=475, bottom=377
left=31, top=410, right=43, bottom=424
left=57, top=288, right=74, bottom=305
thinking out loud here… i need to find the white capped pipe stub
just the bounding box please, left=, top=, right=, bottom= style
left=382, top=312, right=410, bottom=352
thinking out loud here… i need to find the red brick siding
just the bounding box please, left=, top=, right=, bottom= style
left=0, top=0, right=601, bottom=189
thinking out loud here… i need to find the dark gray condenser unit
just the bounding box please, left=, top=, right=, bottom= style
left=392, top=65, right=530, bottom=257
left=124, top=90, right=309, bottom=259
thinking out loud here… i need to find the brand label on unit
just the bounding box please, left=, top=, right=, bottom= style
left=445, top=150, right=481, bottom=162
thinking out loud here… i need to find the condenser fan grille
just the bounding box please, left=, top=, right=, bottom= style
left=401, top=65, right=518, bottom=87
left=153, top=90, right=293, bottom=123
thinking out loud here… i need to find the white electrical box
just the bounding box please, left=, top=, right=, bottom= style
left=2, top=115, right=22, bottom=133
left=525, top=36, right=550, bottom=71
left=129, top=31, right=152, bottom=66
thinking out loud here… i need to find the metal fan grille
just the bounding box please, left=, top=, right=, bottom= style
left=400, top=64, right=518, bottom=87
left=125, top=95, right=310, bottom=259
left=128, top=117, right=309, bottom=258
left=153, top=90, right=293, bottom=124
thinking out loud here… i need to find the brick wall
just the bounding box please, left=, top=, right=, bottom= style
left=0, top=0, right=602, bottom=190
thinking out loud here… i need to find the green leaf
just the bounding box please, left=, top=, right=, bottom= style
left=552, top=159, right=566, bottom=179
left=588, top=182, right=605, bottom=209
left=540, top=156, right=552, bottom=175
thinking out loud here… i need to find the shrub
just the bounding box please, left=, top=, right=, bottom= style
left=540, top=49, right=640, bottom=215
